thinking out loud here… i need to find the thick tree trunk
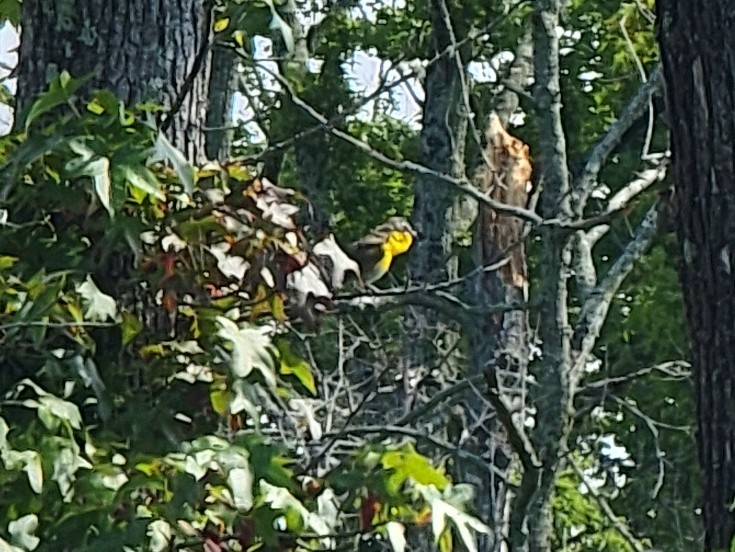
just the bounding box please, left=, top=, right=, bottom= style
left=401, top=0, right=466, bottom=420
left=470, top=115, right=531, bottom=551
left=205, top=45, right=237, bottom=161
left=657, top=2, right=735, bottom=549
left=17, top=0, right=213, bottom=162
left=410, top=0, right=466, bottom=282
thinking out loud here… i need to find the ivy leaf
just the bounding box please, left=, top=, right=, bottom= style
left=17, top=379, right=83, bottom=430
left=3, top=449, right=43, bottom=494
left=0, top=538, right=24, bottom=552
left=278, top=341, right=316, bottom=395
left=418, top=484, right=492, bottom=552
left=22, top=452, right=43, bottom=494
left=76, top=276, right=118, bottom=322
left=88, top=157, right=113, bottom=216
left=120, top=165, right=166, bottom=201
left=228, top=466, right=254, bottom=511
left=147, top=519, right=172, bottom=552
left=153, top=132, right=196, bottom=195
left=8, top=514, right=40, bottom=551
left=260, top=481, right=329, bottom=535
left=216, top=317, right=276, bottom=387
left=23, top=71, right=87, bottom=130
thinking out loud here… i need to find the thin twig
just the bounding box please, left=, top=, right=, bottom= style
left=571, top=201, right=663, bottom=382
left=485, top=367, right=541, bottom=471
left=567, top=456, right=647, bottom=551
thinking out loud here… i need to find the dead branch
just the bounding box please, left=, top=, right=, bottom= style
left=573, top=64, right=663, bottom=208
left=571, top=201, right=664, bottom=382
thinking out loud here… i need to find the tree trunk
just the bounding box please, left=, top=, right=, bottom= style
left=17, top=0, right=213, bottom=162
left=470, top=115, right=531, bottom=551
left=204, top=45, right=237, bottom=161
left=657, top=2, right=735, bottom=549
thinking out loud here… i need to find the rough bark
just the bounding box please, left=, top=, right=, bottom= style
left=410, top=0, right=466, bottom=283
left=657, top=2, right=735, bottom=549
left=205, top=45, right=237, bottom=161
left=274, top=0, right=332, bottom=234
left=17, top=0, right=213, bottom=162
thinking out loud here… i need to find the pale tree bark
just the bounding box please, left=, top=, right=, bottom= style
left=657, top=1, right=735, bottom=549
left=17, top=0, right=214, bottom=162
left=507, top=1, right=573, bottom=549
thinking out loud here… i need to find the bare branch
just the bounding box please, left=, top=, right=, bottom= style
left=327, top=424, right=511, bottom=480
left=333, top=289, right=524, bottom=321
left=572, top=64, right=663, bottom=207
left=586, top=158, right=669, bottom=244
left=233, top=3, right=528, bottom=165
left=485, top=367, right=541, bottom=471
left=620, top=14, right=655, bottom=160
left=395, top=374, right=485, bottom=426
left=571, top=201, right=663, bottom=380
left=583, top=360, right=691, bottom=390
left=253, top=61, right=544, bottom=224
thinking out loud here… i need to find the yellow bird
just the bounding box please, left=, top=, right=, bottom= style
left=348, top=216, right=418, bottom=285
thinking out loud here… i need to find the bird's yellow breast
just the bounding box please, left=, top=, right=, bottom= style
left=385, top=230, right=414, bottom=257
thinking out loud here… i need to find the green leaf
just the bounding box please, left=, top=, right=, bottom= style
left=153, top=132, right=196, bottom=195
left=0, top=255, right=17, bottom=270
left=120, top=165, right=166, bottom=201
left=76, top=275, right=118, bottom=322
left=217, top=317, right=276, bottom=386
left=88, top=157, right=113, bottom=216
left=8, top=514, right=40, bottom=551
left=26, top=395, right=83, bottom=431
left=278, top=341, right=316, bottom=395
left=0, top=0, right=21, bottom=26
left=23, top=71, right=87, bottom=130
left=121, top=311, right=143, bottom=346
left=260, top=481, right=329, bottom=535
left=23, top=451, right=43, bottom=494
left=3, top=449, right=43, bottom=494
left=381, top=444, right=449, bottom=491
